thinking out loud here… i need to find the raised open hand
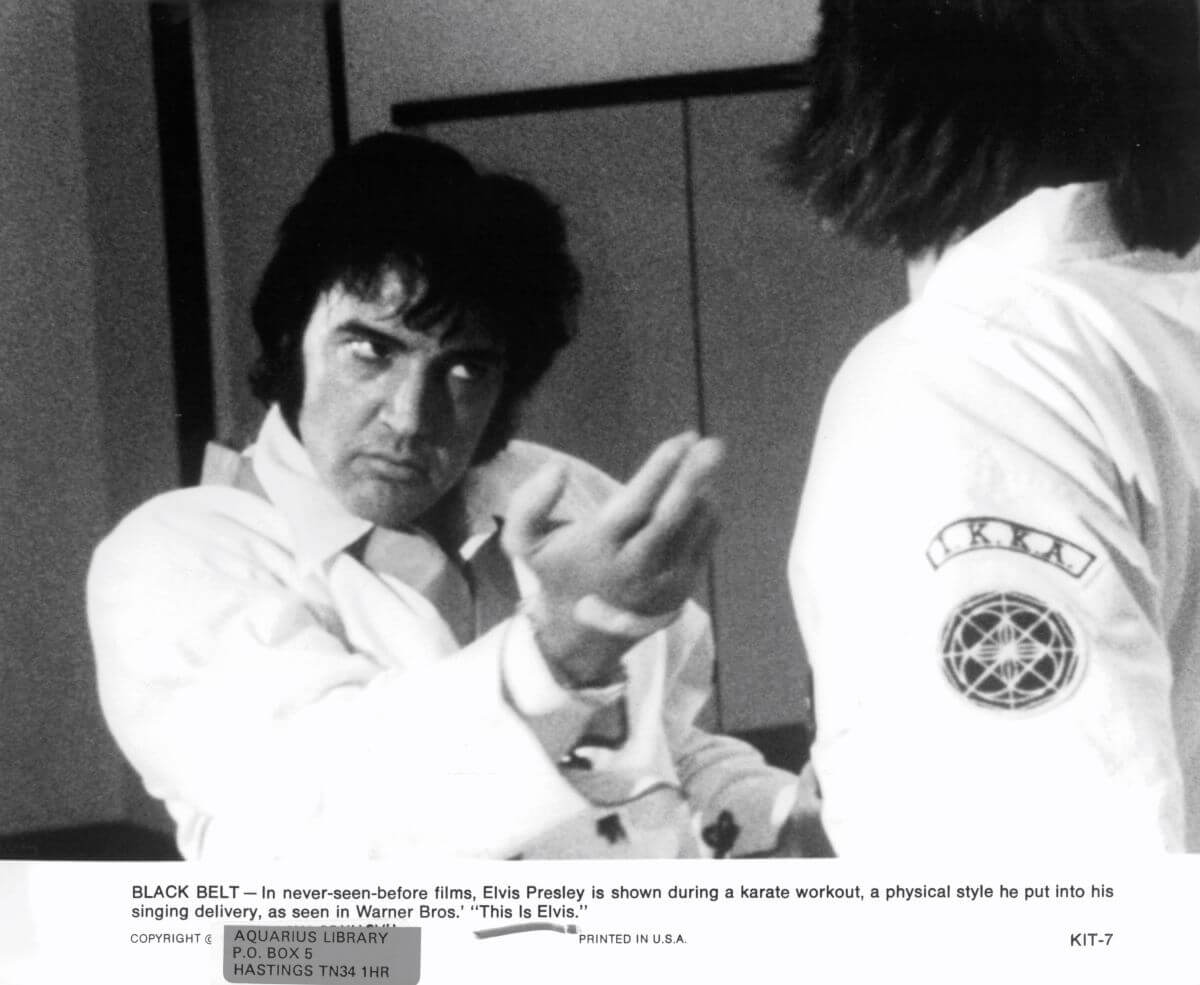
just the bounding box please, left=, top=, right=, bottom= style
left=503, top=433, right=724, bottom=685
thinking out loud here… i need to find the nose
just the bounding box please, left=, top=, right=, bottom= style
left=379, top=363, right=436, bottom=439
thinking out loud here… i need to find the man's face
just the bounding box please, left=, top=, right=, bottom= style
left=297, top=272, right=506, bottom=530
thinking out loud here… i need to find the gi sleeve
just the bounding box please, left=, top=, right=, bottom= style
left=87, top=489, right=593, bottom=861
left=790, top=307, right=1185, bottom=856
left=658, top=603, right=808, bottom=857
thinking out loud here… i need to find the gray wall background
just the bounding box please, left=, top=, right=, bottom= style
left=0, top=0, right=178, bottom=836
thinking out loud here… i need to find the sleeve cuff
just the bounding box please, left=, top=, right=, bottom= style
left=770, top=780, right=803, bottom=830
left=500, top=611, right=628, bottom=760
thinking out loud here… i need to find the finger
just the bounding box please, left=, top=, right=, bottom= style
left=629, top=437, right=725, bottom=551
left=649, top=503, right=720, bottom=580
left=502, top=462, right=568, bottom=557
left=600, top=432, right=698, bottom=536
left=612, top=507, right=719, bottom=615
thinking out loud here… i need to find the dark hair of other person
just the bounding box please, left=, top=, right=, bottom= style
left=249, top=132, right=582, bottom=462
left=783, top=0, right=1200, bottom=258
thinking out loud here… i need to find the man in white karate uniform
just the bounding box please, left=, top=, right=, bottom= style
left=788, top=0, right=1200, bottom=854
left=88, top=133, right=816, bottom=860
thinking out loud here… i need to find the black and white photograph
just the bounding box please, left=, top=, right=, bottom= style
left=2, top=0, right=1199, bottom=980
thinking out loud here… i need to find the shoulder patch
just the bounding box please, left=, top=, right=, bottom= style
left=940, top=591, right=1083, bottom=711
left=926, top=517, right=1096, bottom=578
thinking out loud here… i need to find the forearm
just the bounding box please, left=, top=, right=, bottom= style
left=88, top=537, right=595, bottom=860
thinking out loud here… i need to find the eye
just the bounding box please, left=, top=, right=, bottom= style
left=345, top=336, right=392, bottom=365
left=447, top=358, right=499, bottom=383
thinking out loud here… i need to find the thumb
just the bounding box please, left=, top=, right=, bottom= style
left=502, top=462, right=568, bottom=558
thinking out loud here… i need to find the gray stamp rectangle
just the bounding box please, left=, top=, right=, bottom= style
left=223, top=925, right=420, bottom=984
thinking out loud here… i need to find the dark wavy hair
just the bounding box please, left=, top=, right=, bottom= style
left=250, top=132, right=581, bottom=461
left=783, top=0, right=1200, bottom=257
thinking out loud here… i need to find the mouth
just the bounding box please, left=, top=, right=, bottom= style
left=359, top=453, right=431, bottom=482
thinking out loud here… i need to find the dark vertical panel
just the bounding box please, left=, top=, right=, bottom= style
left=679, top=97, right=723, bottom=726
left=79, top=2, right=179, bottom=519
left=148, top=3, right=215, bottom=485
left=690, top=90, right=909, bottom=734
left=76, top=0, right=179, bottom=837
left=679, top=99, right=711, bottom=438
left=324, top=1, right=350, bottom=150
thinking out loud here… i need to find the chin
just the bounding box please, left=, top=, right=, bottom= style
left=342, top=487, right=426, bottom=529
left=369, top=501, right=428, bottom=530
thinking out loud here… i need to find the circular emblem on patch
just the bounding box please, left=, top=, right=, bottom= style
left=940, top=591, right=1082, bottom=711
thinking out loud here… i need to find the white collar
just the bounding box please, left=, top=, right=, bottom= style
left=918, top=182, right=1123, bottom=301
left=249, top=405, right=374, bottom=572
